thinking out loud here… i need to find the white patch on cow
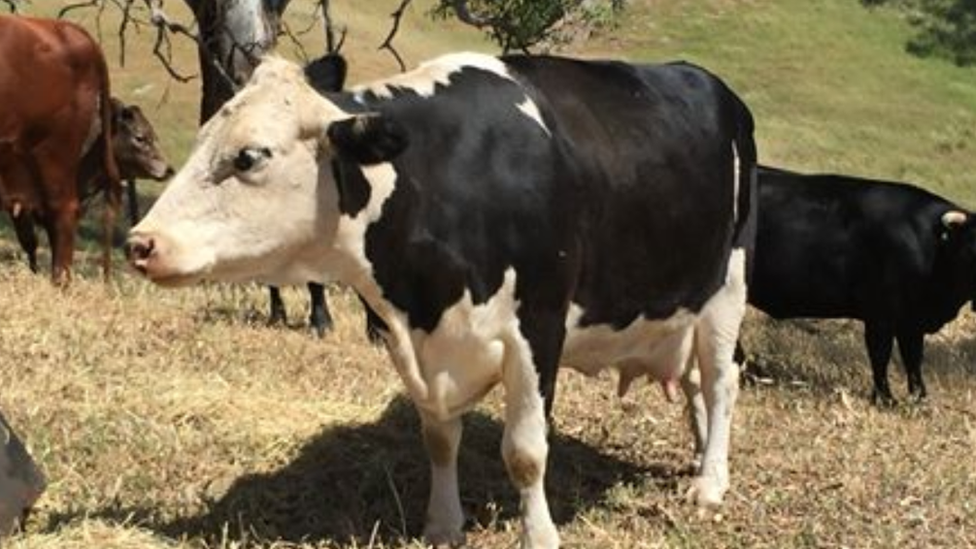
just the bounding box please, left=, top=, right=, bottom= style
left=732, top=143, right=741, bottom=220
left=353, top=52, right=512, bottom=99
left=405, top=268, right=519, bottom=419
left=562, top=304, right=696, bottom=393
left=516, top=98, right=551, bottom=136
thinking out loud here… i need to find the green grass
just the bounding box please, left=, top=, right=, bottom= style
left=574, top=0, right=976, bottom=206
left=3, top=1, right=976, bottom=548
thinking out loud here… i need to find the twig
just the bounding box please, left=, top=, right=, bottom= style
left=58, top=0, right=99, bottom=19
left=146, top=0, right=199, bottom=83
left=379, top=0, right=413, bottom=72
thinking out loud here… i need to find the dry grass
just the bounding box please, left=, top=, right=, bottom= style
left=2, top=240, right=976, bottom=548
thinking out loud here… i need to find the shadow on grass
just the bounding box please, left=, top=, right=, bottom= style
left=48, top=396, right=664, bottom=547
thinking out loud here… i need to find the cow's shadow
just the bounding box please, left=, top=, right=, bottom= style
left=116, top=395, right=661, bottom=546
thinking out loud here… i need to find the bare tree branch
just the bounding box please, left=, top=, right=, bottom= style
left=58, top=0, right=100, bottom=19
left=380, top=0, right=413, bottom=72
left=146, top=1, right=199, bottom=83
left=2, top=0, right=19, bottom=13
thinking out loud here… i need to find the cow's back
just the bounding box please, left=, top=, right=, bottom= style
left=505, top=57, right=753, bottom=324
left=751, top=169, right=952, bottom=319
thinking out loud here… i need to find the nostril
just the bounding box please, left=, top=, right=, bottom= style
left=126, top=236, right=155, bottom=262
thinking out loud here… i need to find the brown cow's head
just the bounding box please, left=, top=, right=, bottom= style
left=110, top=98, right=174, bottom=181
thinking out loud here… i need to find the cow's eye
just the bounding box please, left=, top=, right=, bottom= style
left=234, top=147, right=271, bottom=172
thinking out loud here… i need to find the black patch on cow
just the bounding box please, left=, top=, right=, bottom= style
left=330, top=160, right=371, bottom=217
left=328, top=114, right=409, bottom=166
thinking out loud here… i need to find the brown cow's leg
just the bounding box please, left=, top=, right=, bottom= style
left=46, top=200, right=80, bottom=286
left=12, top=215, right=39, bottom=273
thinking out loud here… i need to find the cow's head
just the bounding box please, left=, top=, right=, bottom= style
left=0, top=415, right=45, bottom=539
left=939, top=210, right=976, bottom=308
left=110, top=98, right=174, bottom=181
left=127, top=57, right=407, bottom=288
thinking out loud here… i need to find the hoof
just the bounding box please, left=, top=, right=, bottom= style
left=686, top=475, right=726, bottom=509
left=423, top=526, right=466, bottom=548
left=870, top=390, right=897, bottom=408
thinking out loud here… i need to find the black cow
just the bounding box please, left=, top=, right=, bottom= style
left=750, top=165, right=976, bottom=404
left=129, top=53, right=757, bottom=547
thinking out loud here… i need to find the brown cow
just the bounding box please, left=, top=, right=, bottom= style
left=0, top=15, right=122, bottom=284
left=8, top=97, right=174, bottom=274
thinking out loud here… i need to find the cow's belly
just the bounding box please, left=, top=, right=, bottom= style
left=561, top=305, right=698, bottom=385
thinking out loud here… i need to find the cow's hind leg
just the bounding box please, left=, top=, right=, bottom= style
left=896, top=330, right=926, bottom=401
left=419, top=410, right=465, bottom=547
left=864, top=322, right=896, bottom=406
left=687, top=249, right=746, bottom=508
left=680, top=358, right=707, bottom=470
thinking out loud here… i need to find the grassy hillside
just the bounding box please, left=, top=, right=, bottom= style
left=2, top=1, right=976, bottom=548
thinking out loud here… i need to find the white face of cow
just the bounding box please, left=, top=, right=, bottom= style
left=129, top=58, right=368, bottom=287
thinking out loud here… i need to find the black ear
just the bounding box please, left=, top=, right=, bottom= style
left=327, top=114, right=409, bottom=165
left=305, top=53, right=347, bottom=92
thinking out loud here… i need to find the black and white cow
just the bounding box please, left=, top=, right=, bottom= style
left=750, top=165, right=976, bottom=404
left=128, top=53, right=757, bottom=548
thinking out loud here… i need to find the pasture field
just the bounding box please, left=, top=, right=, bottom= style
left=2, top=1, right=976, bottom=548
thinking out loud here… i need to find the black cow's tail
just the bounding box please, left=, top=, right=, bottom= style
left=730, top=91, right=758, bottom=280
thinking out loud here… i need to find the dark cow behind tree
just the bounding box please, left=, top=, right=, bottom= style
left=129, top=54, right=756, bottom=548
left=7, top=97, right=173, bottom=275
left=110, top=97, right=174, bottom=227
left=0, top=15, right=122, bottom=283
left=749, top=165, right=976, bottom=404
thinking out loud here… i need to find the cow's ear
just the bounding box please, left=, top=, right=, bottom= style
left=305, top=53, right=347, bottom=92
left=326, top=113, right=409, bottom=165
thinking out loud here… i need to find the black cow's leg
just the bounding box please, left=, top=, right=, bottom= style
left=864, top=322, right=896, bottom=406
left=12, top=215, right=39, bottom=273
left=306, top=282, right=333, bottom=338
left=268, top=286, right=286, bottom=326
left=897, top=330, right=926, bottom=401
left=125, top=179, right=140, bottom=227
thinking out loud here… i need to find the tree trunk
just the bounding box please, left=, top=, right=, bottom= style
left=186, top=0, right=291, bottom=123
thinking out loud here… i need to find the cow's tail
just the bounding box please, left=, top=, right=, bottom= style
left=730, top=91, right=758, bottom=280
left=96, top=50, right=122, bottom=282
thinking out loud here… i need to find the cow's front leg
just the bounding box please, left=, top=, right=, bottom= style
left=502, top=336, right=559, bottom=549
left=419, top=411, right=466, bottom=547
